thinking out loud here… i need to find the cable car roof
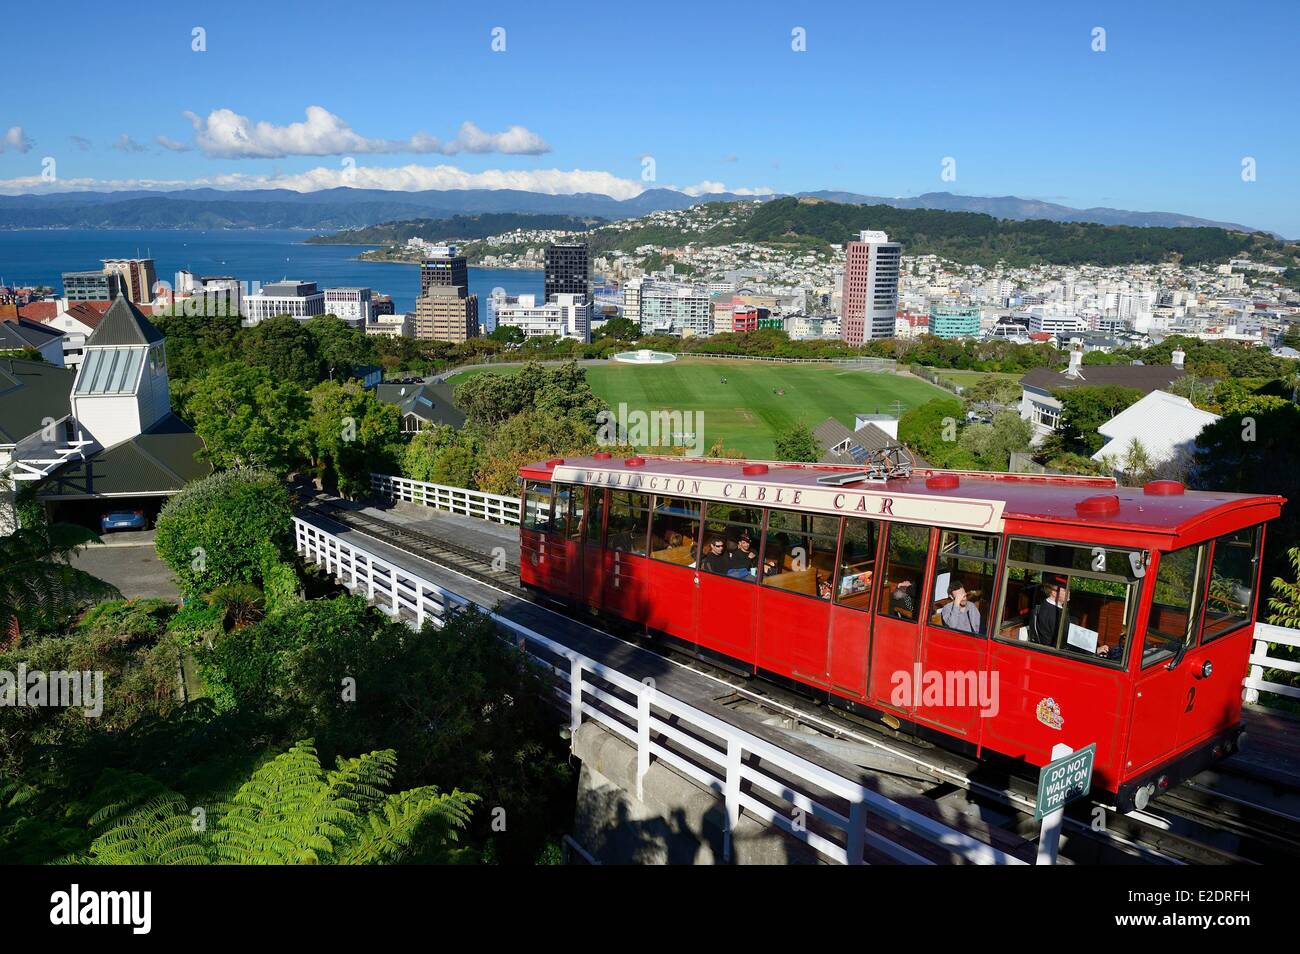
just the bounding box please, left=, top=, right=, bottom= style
left=522, top=454, right=1284, bottom=542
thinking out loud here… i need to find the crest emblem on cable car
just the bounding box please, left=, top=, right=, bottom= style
left=1036, top=697, right=1064, bottom=730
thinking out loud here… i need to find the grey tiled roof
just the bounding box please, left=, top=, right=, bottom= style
left=84, top=296, right=165, bottom=347
left=0, top=317, right=62, bottom=350
left=1020, top=364, right=1184, bottom=394
left=0, top=358, right=74, bottom=444
left=374, top=381, right=466, bottom=428
left=812, top=416, right=928, bottom=468
left=36, top=413, right=210, bottom=498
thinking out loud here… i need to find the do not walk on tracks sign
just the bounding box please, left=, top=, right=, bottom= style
left=1034, top=742, right=1096, bottom=865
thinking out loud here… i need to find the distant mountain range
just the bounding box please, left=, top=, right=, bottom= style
left=0, top=186, right=1266, bottom=234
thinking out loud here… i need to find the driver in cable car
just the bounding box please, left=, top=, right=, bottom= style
left=1031, top=574, right=1113, bottom=658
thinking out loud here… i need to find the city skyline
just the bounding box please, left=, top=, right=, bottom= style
left=1, top=0, right=1297, bottom=235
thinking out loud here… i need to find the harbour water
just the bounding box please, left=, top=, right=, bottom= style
left=0, top=229, right=542, bottom=314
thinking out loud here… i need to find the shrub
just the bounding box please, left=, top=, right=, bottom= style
left=154, top=467, right=292, bottom=598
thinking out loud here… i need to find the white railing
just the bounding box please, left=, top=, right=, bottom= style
left=295, top=518, right=470, bottom=628
left=371, top=473, right=520, bottom=525
left=1246, top=623, right=1300, bottom=704
left=294, top=515, right=1026, bottom=866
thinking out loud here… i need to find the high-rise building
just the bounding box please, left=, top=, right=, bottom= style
left=102, top=258, right=158, bottom=305
left=414, top=284, right=479, bottom=342
left=638, top=282, right=713, bottom=336
left=419, top=246, right=468, bottom=296
left=544, top=242, right=591, bottom=303
left=63, top=269, right=126, bottom=302
left=839, top=230, right=902, bottom=344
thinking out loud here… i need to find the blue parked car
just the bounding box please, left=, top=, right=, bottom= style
left=100, top=509, right=147, bottom=532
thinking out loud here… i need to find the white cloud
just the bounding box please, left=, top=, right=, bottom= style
left=112, top=134, right=149, bottom=153
left=1, top=126, right=33, bottom=153
left=0, top=162, right=772, bottom=201
left=69, top=135, right=93, bottom=151
left=181, top=106, right=550, bottom=159
left=156, top=135, right=191, bottom=152
left=442, top=121, right=549, bottom=156
left=680, top=180, right=776, bottom=197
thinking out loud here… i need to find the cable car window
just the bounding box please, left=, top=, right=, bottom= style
left=551, top=484, right=575, bottom=537
left=878, top=523, right=932, bottom=620
left=929, top=531, right=999, bottom=637
left=649, top=496, right=701, bottom=567
left=700, top=503, right=763, bottom=582
left=522, top=480, right=553, bottom=533
left=585, top=488, right=606, bottom=544
left=1202, top=525, right=1262, bottom=643
left=606, top=490, right=650, bottom=555
left=762, top=509, right=840, bottom=601
left=566, top=488, right=592, bottom=540
left=1144, top=543, right=1208, bottom=667
left=834, top=517, right=880, bottom=612
left=996, top=538, right=1144, bottom=668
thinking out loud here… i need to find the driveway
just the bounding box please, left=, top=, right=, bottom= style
left=71, top=535, right=182, bottom=602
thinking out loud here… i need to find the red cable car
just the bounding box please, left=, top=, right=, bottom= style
left=518, top=454, right=1284, bottom=812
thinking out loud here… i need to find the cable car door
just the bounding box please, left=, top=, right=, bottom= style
left=866, top=522, right=934, bottom=715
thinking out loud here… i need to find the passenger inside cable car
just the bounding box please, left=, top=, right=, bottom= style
left=699, top=536, right=730, bottom=574
left=997, top=540, right=1139, bottom=664
left=939, top=579, right=982, bottom=634
left=889, top=579, right=917, bottom=618
left=1030, top=575, right=1069, bottom=647
left=727, top=534, right=759, bottom=578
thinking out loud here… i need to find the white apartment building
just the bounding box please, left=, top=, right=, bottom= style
left=494, top=293, right=591, bottom=342
left=323, top=287, right=374, bottom=327
left=638, top=282, right=713, bottom=336
left=242, top=280, right=325, bottom=325
left=622, top=278, right=643, bottom=326
left=1019, top=307, right=1088, bottom=336
left=364, top=313, right=413, bottom=338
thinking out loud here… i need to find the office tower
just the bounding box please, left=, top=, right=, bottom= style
left=839, top=230, right=902, bottom=344
left=102, top=258, right=158, bottom=304
left=419, top=245, right=468, bottom=296
left=63, top=269, right=126, bottom=302
left=544, top=242, right=590, bottom=303
left=414, top=284, right=479, bottom=342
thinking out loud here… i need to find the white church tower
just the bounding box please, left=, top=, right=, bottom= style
left=69, top=295, right=172, bottom=449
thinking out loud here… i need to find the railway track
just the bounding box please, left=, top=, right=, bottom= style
left=300, top=498, right=1300, bottom=865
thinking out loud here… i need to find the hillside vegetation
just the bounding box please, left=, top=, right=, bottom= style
left=306, top=212, right=604, bottom=245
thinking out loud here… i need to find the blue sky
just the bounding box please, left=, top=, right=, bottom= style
left=2, top=0, right=1297, bottom=235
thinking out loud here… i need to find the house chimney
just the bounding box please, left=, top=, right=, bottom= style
left=1066, top=343, right=1084, bottom=377
left=1171, top=348, right=1185, bottom=368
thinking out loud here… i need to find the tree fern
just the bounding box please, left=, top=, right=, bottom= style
left=75, top=739, right=477, bottom=864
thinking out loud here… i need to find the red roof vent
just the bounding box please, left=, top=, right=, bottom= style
left=625, top=456, right=646, bottom=467
left=926, top=474, right=960, bottom=490
left=593, top=452, right=612, bottom=460
left=545, top=458, right=564, bottom=467
left=742, top=464, right=769, bottom=476
left=1076, top=494, right=1121, bottom=518
left=1144, top=480, right=1185, bottom=496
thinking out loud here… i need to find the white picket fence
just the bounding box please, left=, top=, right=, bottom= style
left=293, top=515, right=1026, bottom=866
left=1246, top=623, right=1300, bottom=704
left=370, top=473, right=520, bottom=525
